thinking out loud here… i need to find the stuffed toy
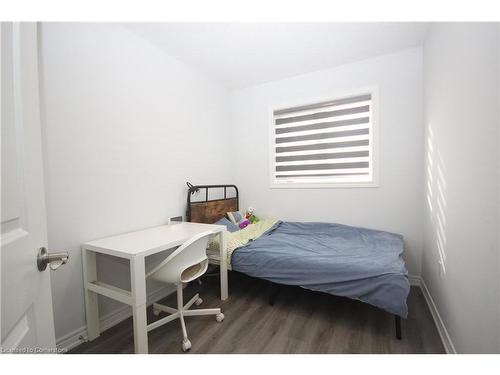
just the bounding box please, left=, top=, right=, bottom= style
left=227, top=207, right=259, bottom=229
left=245, top=206, right=260, bottom=224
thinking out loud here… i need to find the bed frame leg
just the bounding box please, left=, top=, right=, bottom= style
left=268, top=282, right=280, bottom=306
left=395, top=315, right=402, bottom=340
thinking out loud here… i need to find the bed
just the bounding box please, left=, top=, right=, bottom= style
left=186, top=183, right=410, bottom=339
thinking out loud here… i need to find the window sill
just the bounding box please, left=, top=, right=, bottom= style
left=270, top=182, right=379, bottom=189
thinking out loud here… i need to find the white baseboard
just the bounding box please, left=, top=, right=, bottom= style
left=56, top=285, right=177, bottom=352
left=408, top=274, right=421, bottom=286
left=418, top=277, right=457, bottom=354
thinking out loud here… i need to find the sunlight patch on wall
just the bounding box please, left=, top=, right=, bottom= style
left=425, top=125, right=448, bottom=277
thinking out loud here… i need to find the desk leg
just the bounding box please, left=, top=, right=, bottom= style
left=82, top=248, right=100, bottom=341
left=219, top=231, right=228, bottom=300
left=131, top=255, right=148, bottom=354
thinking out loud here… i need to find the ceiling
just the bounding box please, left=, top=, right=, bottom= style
left=123, top=23, right=429, bottom=89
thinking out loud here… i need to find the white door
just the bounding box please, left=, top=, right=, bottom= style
left=1, top=22, right=57, bottom=353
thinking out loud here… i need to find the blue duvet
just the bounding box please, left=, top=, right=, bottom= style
left=231, top=221, right=410, bottom=318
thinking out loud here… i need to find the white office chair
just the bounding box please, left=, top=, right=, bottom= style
left=146, top=231, right=224, bottom=352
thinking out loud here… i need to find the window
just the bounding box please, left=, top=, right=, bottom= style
left=270, top=92, right=377, bottom=188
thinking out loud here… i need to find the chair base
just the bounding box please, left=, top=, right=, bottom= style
left=148, top=290, right=224, bottom=352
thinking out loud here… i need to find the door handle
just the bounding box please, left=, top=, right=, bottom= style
left=37, top=247, right=69, bottom=271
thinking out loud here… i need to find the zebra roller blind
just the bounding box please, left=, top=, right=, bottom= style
left=272, top=93, right=374, bottom=186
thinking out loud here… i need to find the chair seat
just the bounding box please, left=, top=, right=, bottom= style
left=181, top=263, right=202, bottom=281
left=181, top=260, right=208, bottom=282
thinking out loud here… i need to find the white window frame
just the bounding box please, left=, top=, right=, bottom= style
left=269, top=87, right=379, bottom=189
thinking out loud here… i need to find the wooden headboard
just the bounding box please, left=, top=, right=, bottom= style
left=186, top=183, right=239, bottom=224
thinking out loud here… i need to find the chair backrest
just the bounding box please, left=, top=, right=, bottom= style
left=146, top=231, right=213, bottom=285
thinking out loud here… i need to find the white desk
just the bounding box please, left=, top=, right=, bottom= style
left=81, top=222, right=227, bottom=354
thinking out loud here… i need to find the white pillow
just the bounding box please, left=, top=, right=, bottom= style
left=226, top=211, right=244, bottom=224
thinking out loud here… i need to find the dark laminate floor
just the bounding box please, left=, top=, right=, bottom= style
left=71, top=272, right=445, bottom=354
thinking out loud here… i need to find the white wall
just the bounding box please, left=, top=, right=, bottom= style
left=422, top=23, right=500, bottom=353
left=230, top=48, right=424, bottom=276
left=38, top=23, right=231, bottom=344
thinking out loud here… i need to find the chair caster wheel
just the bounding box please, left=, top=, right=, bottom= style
left=216, top=313, right=224, bottom=322
left=182, top=339, right=191, bottom=352
left=152, top=308, right=160, bottom=317
left=195, top=298, right=203, bottom=306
